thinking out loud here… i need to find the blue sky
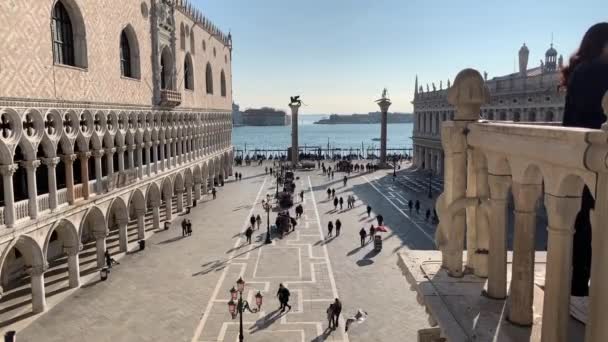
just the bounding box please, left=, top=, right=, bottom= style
left=194, top=0, right=606, bottom=114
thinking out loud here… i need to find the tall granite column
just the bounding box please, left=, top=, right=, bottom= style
left=289, top=102, right=301, bottom=167
left=376, top=97, right=392, bottom=167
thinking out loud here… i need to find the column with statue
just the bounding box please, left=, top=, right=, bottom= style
left=289, top=96, right=302, bottom=167
left=376, top=88, right=392, bottom=167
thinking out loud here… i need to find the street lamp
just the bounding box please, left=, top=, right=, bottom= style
left=262, top=195, right=272, bottom=244
left=227, top=277, right=263, bottom=342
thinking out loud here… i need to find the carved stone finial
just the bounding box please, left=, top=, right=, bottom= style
left=447, top=68, right=490, bottom=121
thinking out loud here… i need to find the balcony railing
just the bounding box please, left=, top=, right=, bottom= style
left=14, top=199, right=29, bottom=222
left=37, top=193, right=50, bottom=213
left=160, top=89, right=182, bottom=107
left=424, top=68, right=608, bottom=342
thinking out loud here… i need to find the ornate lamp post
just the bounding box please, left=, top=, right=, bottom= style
left=262, top=195, right=272, bottom=244
left=227, top=277, right=263, bottom=342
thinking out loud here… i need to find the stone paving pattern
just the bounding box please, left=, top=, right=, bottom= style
left=18, top=163, right=437, bottom=341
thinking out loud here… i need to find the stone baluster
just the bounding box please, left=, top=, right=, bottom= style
left=136, top=143, right=144, bottom=179
left=92, top=150, right=104, bottom=194
left=509, top=182, right=542, bottom=325
left=20, top=160, right=41, bottom=219
left=105, top=148, right=115, bottom=178
left=541, top=194, right=580, bottom=342
left=152, top=141, right=159, bottom=173
left=28, top=263, right=48, bottom=313
left=144, top=142, right=152, bottom=177
left=117, top=146, right=126, bottom=172
left=159, top=140, right=166, bottom=171
left=485, top=174, right=511, bottom=299
left=0, top=164, right=18, bottom=227
left=61, top=154, right=76, bottom=204
left=41, top=157, right=60, bottom=211
left=127, top=144, right=135, bottom=172
left=65, top=246, right=81, bottom=288
left=78, top=152, right=91, bottom=199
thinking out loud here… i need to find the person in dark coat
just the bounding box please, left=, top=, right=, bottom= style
left=211, top=187, right=217, bottom=199
left=376, top=214, right=384, bottom=226
left=366, top=205, right=372, bottom=217
left=250, top=215, right=256, bottom=229
left=359, top=227, right=366, bottom=246
left=331, top=188, right=336, bottom=199
left=327, top=221, right=334, bottom=238
left=105, top=250, right=119, bottom=269
left=415, top=200, right=420, bottom=214
left=181, top=218, right=188, bottom=237
left=425, top=209, right=431, bottom=222
left=277, top=284, right=292, bottom=312
left=332, top=298, right=342, bottom=328
left=408, top=200, right=413, bottom=212
left=327, top=188, right=331, bottom=199
left=333, top=197, right=339, bottom=210
left=560, top=23, right=608, bottom=297
left=369, top=224, right=376, bottom=242
left=335, top=219, right=342, bottom=236
left=339, top=197, right=344, bottom=210
left=245, top=226, right=253, bottom=244
left=300, top=190, right=304, bottom=203
left=187, top=219, right=192, bottom=236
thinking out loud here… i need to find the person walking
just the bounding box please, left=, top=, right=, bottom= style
left=245, top=226, right=253, bottom=244
left=369, top=224, right=376, bottom=242
left=425, top=209, right=431, bottom=222
left=327, top=303, right=335, bottom=329
left=377, top=214, right=384, bottom=226
left=181, top=218, right=188, bottom=237
left=339, top=197, right=344, bottom=210
left=327, top=221, right=334, bottom=238
left=187, top=219, right=192, bottom=236
left=327, top=188, right=331, bottom=199
left=331, top=171, right=335, bottom=179
left=239, top=173, right=242, bottom=181
left=105, top=250, right=119, bottom=269
left=359, top=227, right=367, bottom=247
left=300, top=190, right=304, bottom=203
left=560, top=23, right=608, bottom=300
left=277, top=284, right=292, bottom=312
left=250, top=215, right=256, bottom=230
left=212, top=187, right=217, bottom=199
left=335, top=219, right=342, bottom=236
left=256, top=214, right=262, bottom=230
left=265, top=166, right=268, bottom=174
left=343, top=175, right=348, bottom=187
left=333, top=197, right=339, bottom=210
left=366, top=205, right=372, bottom=217
left=408, top=200, right=413, bottom=212
left=332, top=298, right=342, bottom=328
left=331, top=188, right=336, bottom=199
left=415, top=200, right=420, bottom=214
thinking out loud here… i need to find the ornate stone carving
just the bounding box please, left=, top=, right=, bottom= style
left=447, top=68, right=490, bottom=121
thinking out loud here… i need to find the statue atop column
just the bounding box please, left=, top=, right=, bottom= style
left=432, top=83, right=436, bottom=91
left=289, top=96, right=302, bottom=106
left=381, top=87, right=389, bottom=100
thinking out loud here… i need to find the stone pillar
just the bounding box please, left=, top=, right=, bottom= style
left=165, top=196, right=173, bottom=221
left=152, top=142, right=158, bottom=173
left=159, top=140, right=165, bottom=171
left=42, top=157, right=60, bottom=211
left=289, top=103, right=301, bottom=167
left=165, top=139, right=171, bottom=169
left=117, top=219, right=128, bottom=253
left=177, top=138, right=182, bottom=164
left=92, top=150, right=104, bottom=194
left=144, top=142, right=152, bottom=177
left=465, top=149, right=489, bottom=277
left=136, top=209, right=146, bottom=240
left=61, top=154, right=76, bottom=204
left=541, top=195, right=580, bottom=342
left=28, top=264, right=48, bottom=313
left=0, top=164, right=18, bottom=227
left=172, top=139, right=177, bottom=167
left=152, top=204, right=160, bottom=230
left=94, top=231, right=107, bottom=269
left=136, top=144, right=144, bottom=179
left=78, top=152, right=91, bottom=199
left=486, top=174, right=511, bottom=299
left=65, top=246, right=80, bottom=288
left=127, top=145, right=135, bottom=172
left=117, top=146, right=125, bottom=172
left=176, top=189, right=184, bottom=213
left=105, top=148, right=115, bottom=179
left=509, top=182, right=542, bottom=325
left=376, top=97, right=392, bottom=167
left=194, top=180, right=201, bottom=201
left=21, top=160, right=41, bottom=219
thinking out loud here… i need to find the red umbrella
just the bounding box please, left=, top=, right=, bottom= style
left=375, top=225, right=389, bottom=232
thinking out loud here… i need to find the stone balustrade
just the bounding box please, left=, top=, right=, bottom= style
left=435, top=68, right=608, bottom=342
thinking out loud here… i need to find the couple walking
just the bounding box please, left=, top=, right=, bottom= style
left=326, top=298, right=342, bottom=330
left=181, top=219, right=192, bottom=237
left=327, top=219, right=342, bottom=237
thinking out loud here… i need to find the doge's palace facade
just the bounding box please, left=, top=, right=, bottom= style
left=412, top=43, right=566, bottom=175
left=0, top=0, right=233, bottom=317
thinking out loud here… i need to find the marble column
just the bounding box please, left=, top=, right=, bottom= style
left=117, top=219, right=128, bottom=252
left=78, top=152, right=91, bottom=200
left=165, top=196, right=173, bottom=221
left=176, top=189, right=184, bottom=213
left=29, top=264, right=48, bottom=313
left=194, top=180, right=201, bottom=201
left=177, top=138, right=182, bottom=164
left=65, top=246, right=80, bottom=288
left=152, top=142, right=159, bottom=173
left=41, top=157, right=60, bottom=211
left=94, top=231, right=107, bottom=269
left=185, top=185, right=192, bottom=207
left=136, top=209, right=145, bottom=240
left=92, top=150, right=104, bottom=194
left=165, top=139, right=171, bottom=169
left=159, top=140, right=165, bottom=171
left=127, top=145, right=135, bottom=172
left=486, top=174, right=511, bottom=299
left=117, top=146, right=126, bottom=172
left=144, top=142, right=152, bottom=177
left=105, top=148, right=115, bottom=179
left=61, top=154, right=76, bottom=204
left=21, top=160, right=41, bottom=219
left=509, top=182, right=542, bottom=325
left=541, top=195, right=580, bottom=342
left=136, top=144, right=144, bottom=179
left=152, top=204, right=160, bottom=230
left=0, top=164, right=18, bottom=227
left=289, top=103, right=301, bottom=167
left=376, top=97, right=391, bottom=167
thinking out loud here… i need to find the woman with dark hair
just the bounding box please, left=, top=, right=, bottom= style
left=561, top=22, right=608, bottom=301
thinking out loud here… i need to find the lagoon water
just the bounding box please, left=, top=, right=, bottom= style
left=233, top=114, right=414, bottom=153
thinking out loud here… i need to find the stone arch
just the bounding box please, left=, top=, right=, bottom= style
left=205, top=62, right=213, bottom=94
left=107, top=197, right=128, bottom=231
left=0, top=235, right=46, bottom=299
left=119, top=24, right=141, bottom=79
left=184, top=52, right=194, bottom=90
left=79, top=206, right=107, bottom=241
left=43, top=219, right=79, bottom=259
left=160, top=46, right=174, bottom=90
left=220, top=69, right=226, bottom=97
left=184, top=167, right=193, bottom=187
left=174, top=172, right=184, bottom=193
left=128, top=189, right=146, bottom=216
left=555, top=174, right=587, bottom=198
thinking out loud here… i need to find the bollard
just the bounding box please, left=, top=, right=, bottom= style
left=164, top=222, right=170, bottom=230
left=138, top=240, right=145, bottom=251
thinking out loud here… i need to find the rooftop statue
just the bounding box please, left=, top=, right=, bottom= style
left=381, top=88, right=388, bottom=99
left=290, top=96, right=302, bottom=106
left=432, top=83, right=436, bottom=91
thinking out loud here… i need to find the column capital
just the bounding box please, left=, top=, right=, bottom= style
left=117, top=145, right=127, bottom=153
left=128, top=144, right=136, bottom=151
left=512, top=182, right=542, bottom=212
left=544, top=194, right=581, bottom=234
left=19, top=159, right=41, bottom=170
left=135, top=208, right=146, bottom=216
left=91, top=150, right=104, bottom=158
left=27, top=263, right=49, bottom=276
left=488, top=174, right=512, bottom=201
left=145, top=142, right=153, bottom=148
left=104, top=147, right=116, bottom=155
left=93, top=229, right=109, bottom=240
left=63, top=244, right=82, bottom=256
left=77, top=151, right=91, bottom=161
left=0, top=163, right=19, bottom=176
left=41, top=157, right=61, bottom=168
left=60, top=153, right=77, bottom=163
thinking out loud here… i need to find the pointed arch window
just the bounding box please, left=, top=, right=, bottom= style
left=119, top=26, right=140, bottom=79
left=120, top=31, right=132, bottom=77
left=205, top=63, right=213, bottom=95
left=220, top=70, right=226, bottom=97
left=184, top=54, right=194, bottom=90
left=52, top=1, right=75, bottom=66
